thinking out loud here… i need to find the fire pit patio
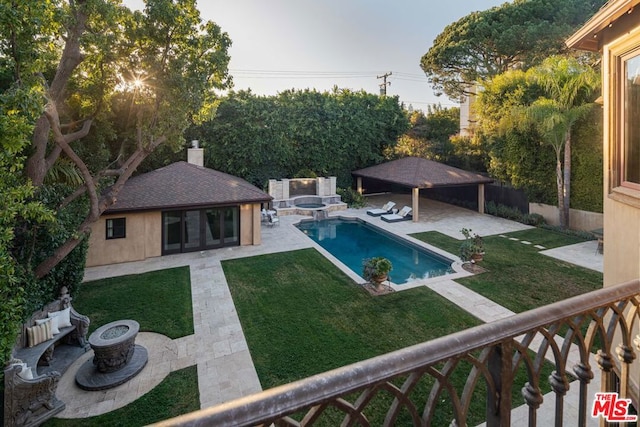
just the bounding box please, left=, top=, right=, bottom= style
left=75, top=319, right=148, bottom=391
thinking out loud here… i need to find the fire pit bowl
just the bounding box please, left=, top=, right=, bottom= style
left=90, top=320, right=139, bottom=373
left=75, top=319, right=148, bottom=391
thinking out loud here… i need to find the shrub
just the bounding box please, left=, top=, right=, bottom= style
left=521, top=213, right=546, bottom=226
left=337, top=187, right=366, bottom=208
left=485, top=200, right=498, bottom=216
left=12, top=185, right=89, bottom=315
left=293, top=169, right=317, bottom=178
left=539, top=224, right=597, bottom=240
left=496, top=204, right=523, bottom=221
left=459, top=228, right=485, bottom=262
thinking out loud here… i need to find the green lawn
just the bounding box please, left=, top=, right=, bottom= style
left=45, top=366, right=199, bottom=427
left=74, top=266, right=194, bottom=339
left=222, top=248, right=552, bottom=425
left=411, top=228, right=603, bottom=313
left=223, top=248, right=482, bottom=386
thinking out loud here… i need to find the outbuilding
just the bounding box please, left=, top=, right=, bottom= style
left=85, top=149, right=271, bottom=267
left=352, top=157, right=493, bottom=222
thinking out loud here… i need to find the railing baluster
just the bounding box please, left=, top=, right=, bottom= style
left=549, top=370, right=570, bottom=427
left=573, top=361, right=594, bottom=427
left=616, top=344, right=637, bottom=400
left=485, top=343, right=513, bottom=426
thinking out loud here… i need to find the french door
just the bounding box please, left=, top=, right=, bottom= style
left=162, top=207, right=239, bottom=254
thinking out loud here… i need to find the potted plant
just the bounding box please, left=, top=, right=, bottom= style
left=363, top=257, right=393, bottom=291
left=459, top=228, right=485, bottom=262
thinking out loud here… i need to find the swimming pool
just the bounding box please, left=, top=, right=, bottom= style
left=296, top=218, right=454, bottom=284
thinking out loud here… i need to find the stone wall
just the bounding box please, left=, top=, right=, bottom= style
left=529, top=203, right=603, bottom=231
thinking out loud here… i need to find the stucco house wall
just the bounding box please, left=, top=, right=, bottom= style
left=240, top=203, right=262, bottom=246
left=86, top=211, right=161, bottom=267
left=568, top=0, right=640, bottom=404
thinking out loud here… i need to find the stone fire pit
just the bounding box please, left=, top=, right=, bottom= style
left=75, top=319, right=148, bottom=391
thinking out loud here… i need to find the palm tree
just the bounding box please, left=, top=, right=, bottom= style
left=516, top=56, right=600, bottom=228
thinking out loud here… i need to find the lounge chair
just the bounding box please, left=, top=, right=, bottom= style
left=366, top=201, right=396, bottom=216
left=266, top=213, right=280, bottom=227
left=381, top=206, right=412, bottom=223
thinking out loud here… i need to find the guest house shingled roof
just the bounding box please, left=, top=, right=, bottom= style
left=105, top=161, right=271, bottom=213
left=352, top=157, right=492, bottom=188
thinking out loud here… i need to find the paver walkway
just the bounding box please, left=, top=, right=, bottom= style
left=56, top=196, right=604, bottom=424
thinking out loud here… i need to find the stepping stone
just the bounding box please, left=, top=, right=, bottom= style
left=509, top=237, right=520, bottom=241
left=499, top=235, right=508, bottom=238
left=534, top=245, right=546, bottom=250
left=521, top=241, right=532, bottom=245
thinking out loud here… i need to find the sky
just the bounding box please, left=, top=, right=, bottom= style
left=123, top=0, right=510, bottom=111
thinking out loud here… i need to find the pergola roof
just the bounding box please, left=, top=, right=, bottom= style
left=352, top=157, right=492, bottom=189
left=106, top=161, right=271, bottom=213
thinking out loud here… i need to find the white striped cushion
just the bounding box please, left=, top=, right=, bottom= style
left=27, top=320, right=53, bottom=347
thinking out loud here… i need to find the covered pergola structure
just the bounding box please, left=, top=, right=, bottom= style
left=352, top=157, right=493, bottom=222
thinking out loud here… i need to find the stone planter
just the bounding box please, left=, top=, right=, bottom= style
left=471, top=253, right=484, bottom=263
left=372, top=274, right=388, bottom=291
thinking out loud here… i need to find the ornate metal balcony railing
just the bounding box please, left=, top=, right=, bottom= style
left=156, top=280, right=639, bottom=427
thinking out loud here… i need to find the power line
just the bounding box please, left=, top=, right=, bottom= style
left=231, top=69, right=379, bottom=77
left=226, top=68, right=453, bottom=106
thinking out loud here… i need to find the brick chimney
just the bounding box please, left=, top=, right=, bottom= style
left=187, top=140, right=204, bottom=167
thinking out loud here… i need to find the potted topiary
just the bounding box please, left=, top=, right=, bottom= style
left=459, top=228, right=485, bottom=262
left=363, top=257, right=393, bottom=291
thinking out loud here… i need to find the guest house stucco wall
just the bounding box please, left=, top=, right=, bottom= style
left=85, top=211, right=161, bottom=267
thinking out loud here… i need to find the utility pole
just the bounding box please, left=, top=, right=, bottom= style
left=377, top=72, right=392, bottom=96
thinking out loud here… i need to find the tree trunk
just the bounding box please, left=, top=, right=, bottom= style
left=555, top=146, right=565, bottom=228
left=25, top=1, right=88, bottom=186
left=34, top=130, right=166, bottom=279
left=562, top=130, right=572, bottom=229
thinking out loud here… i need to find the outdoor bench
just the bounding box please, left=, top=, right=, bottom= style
left=3, top=286, right=90, bottom=427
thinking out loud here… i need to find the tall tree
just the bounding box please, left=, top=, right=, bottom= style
left=478, top=56, right=599, bottom=227
left=420, top=0, right=605, bottom=101
left=517, top=56, right=599, bottom=227
left=2, top=0, right=231, bottom=278
left=394, top=106, right=459, bottom=162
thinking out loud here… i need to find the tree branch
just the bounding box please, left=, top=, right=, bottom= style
left=43, top=102, right=100, bottom=221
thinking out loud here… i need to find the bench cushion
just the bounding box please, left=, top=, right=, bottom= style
left=48, top=307, right=72, bottom=328
left=36, top=316, right=60, bottom=334
left=27, top=321, right=53, bottom=347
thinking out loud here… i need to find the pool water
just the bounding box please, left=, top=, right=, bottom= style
left=296, top=218, right=454, bottom=284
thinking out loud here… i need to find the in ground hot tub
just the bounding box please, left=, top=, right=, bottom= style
left=293, top=196, right=325, bottom=209
left=293, top=196, right=327, bottom=215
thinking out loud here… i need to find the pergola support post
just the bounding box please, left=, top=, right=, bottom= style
left=478, top=184, right=485, bottom=214
left=357, top=177, right=363, bottom=194
left=412, top=187, right=419, bottom=222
